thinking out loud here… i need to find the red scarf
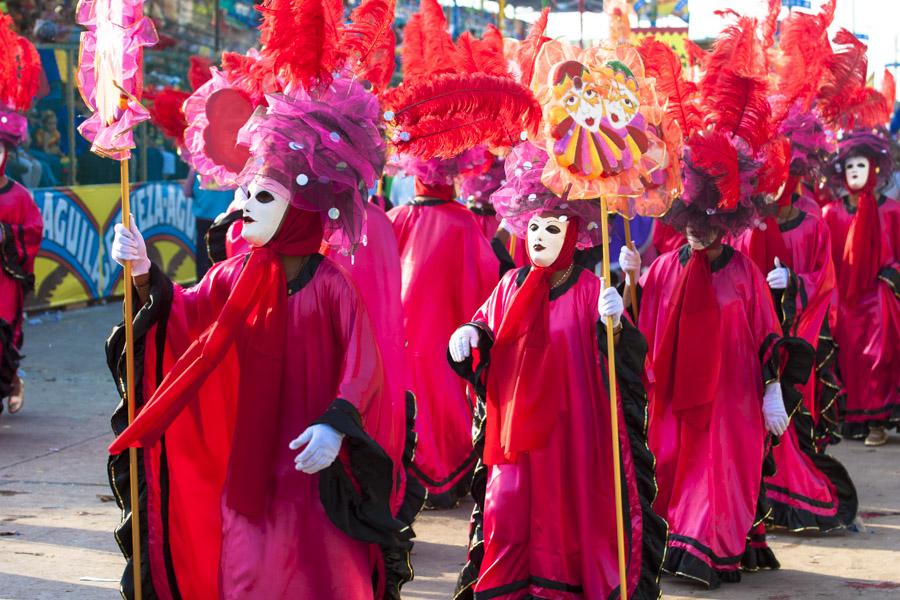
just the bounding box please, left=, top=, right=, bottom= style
left=653, top=246, right=722, bottom=428
left=484, top=219, right=579, bottom=465
left=414, top=177, right=455, bottom=201
left=840, top=175, right=886, bottom=305
left=109, top=207, right=324, bottom=518
left=745, top=175, right=798, bottom=273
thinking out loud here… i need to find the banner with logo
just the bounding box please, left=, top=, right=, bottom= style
left=27, top=181, right=196, bottom=311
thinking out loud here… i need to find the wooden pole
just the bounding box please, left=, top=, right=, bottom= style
left=599, top=196, right=628, bottom=600
left=508, top=233, right=517, bottom=258
left=622, top=217, right=639, bottom=321
left=120, top=158, right=142, bottom=600
left=498, top=0, right=505, bottom=34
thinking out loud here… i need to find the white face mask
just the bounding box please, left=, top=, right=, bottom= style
left=527, top=214, right=569, bottom=267
left=241, top=180, right=290, bottom=247
left=685, top=227, right=719, bottom=251
left=844, top=155, right=870, bottom=191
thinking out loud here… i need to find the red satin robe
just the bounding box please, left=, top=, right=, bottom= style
left=823, top=196, right=900, bottom=427
left=733, top=211, right=857, bottom=531
left=0, top=179, right=42, bottom=347
left=465, top=267, right=664, bottom=599
left=639, top=246, right=782, bottom=586
left=331, top=203, right=411, bottom=513
left=388, top=200, right=499, bottom=503
left=114, top=256, right=389, bottom=600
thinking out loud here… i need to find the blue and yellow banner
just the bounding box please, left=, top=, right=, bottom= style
left=26, top=181, right=197, bottom=311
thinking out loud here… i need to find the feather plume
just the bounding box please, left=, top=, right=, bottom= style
left=686, top=130, right=741, bottom=210
left=221, top=51, right=278, bottom=103
left=761, top=0, right=781, bottom=50
left=818, top=0, right=836, bottom=29
left=684, top=39, right=708, bottom=71
left=340, top=0, right=397, bottom=90
left=817, top=29, right=872, bottom=129
left=515, top=7, right=550, bottom=87
left=455, top=27, right=508, bottom=78
left=257, top=0, right=343, bottom=89
left=148, top=87, right=190, bottom=145
left=703, top=68, right=771, bottom=151
left=12, top=36, right=41, bottom=111
left=189, top=56, right=213, bottom=91
left=755, top=136, right=791, bottom=194
left=822, top=86, right=891, bottom=130
left=0, top=14, right=41, bottom=112
left=400, top=13, right=428, bottom=80
left=882, top=69, right=896, bottom=113
left=385, top=73, right=541, bottom=157
left=421, top=0, right=459, bottom=75
left=772, top=9, right=832, bottom=115
left=637, top=38, right=702, bottom=137
left=703, top=15, right=766, bottom=86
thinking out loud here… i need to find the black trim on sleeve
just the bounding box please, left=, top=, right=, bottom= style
left=205, top=210, right=243, bottom=265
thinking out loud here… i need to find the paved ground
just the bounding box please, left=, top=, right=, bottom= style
left=0, top=303, right=898, bottom=599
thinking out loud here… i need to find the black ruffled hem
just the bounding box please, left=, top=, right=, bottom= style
left=106, top=264, right=175, bottom=599
left=422, top=469, right=474, bottom=509
left=603, top=320, right=667, bottom=599
left=662, top=547, right=740, bottom=589
left=740, top=542, right=780, bottom=572
left=0, top=318, right=21, bottom=399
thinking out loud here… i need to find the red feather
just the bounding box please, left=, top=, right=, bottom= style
left=817, top=29, right=872, bottom=129
left=703, top=69, right=771, bottom=151
left=384, top=73, right=540, bottom=158
left=148, top=87, right=190, bottom=146
left=221, top=51, right=278, bottom=104
left=340, top=0, right=397, bottom=91
left=257, top=0, right=343, bottom=89
left=400, top=13, right=428, bottom=80
left=703, top=15, right=767, bottom=85
left=637, top=38, right=702, bottom=137
left=455, top=27, right=508, bottom=78
left=755, top=136, right=791, bottom=195
left=772, top=9, right=832, bottom=116
left=684, top=39, right=708, bottom=71
left=761, top=0, right=781, bottom=50
left=189, top=56, right=213, bottom=91
left=689, top=130, right=741, bottom=211
left=0, top=14, right=41, bottom=112
left=421, top=0, right=459, bottom=75
left=882, top=69, right=896, bottom=114
left=516, top=7, right=550, bottom=87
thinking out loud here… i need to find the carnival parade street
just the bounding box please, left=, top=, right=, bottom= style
left=0, top=304, right=896, bottom=598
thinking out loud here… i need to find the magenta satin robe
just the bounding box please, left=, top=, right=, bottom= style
left=639, top=246, right=782, bottom=586
left=388, top=200, right=499, bottom=503
left=823, top=196, right=900, bottom=428
left=0, top=180, right=42, bottom=346
left=113, top=256, right=391, bottom=600
left=332, top=203, right=412, bottom=514
left=733, top=211, right=857, bottom=531
left=462, top=267, right=664, bottom=599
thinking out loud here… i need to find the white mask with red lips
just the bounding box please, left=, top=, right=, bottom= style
left=527, top=214, right=570, bottom=267
left=241, top=179, right=290, bottom=247
left=844, top=155, right=871, bottom=191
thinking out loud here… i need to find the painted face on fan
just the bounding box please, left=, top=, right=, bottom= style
left=527, top=213, right=569, bottom=267
left=844, top=155, right=870, bottom=191
left=553, top=61, right=605, bottom=132
left=685, top=226, right=720, bottom=251
left=241, top=180, right=290, bottom=247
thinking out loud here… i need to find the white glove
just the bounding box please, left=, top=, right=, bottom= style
left=598, top=278, right=624, bottom=328
left=618, top=245, right=641, bottom=285
left=290, top=424, right=345, bottom=474
left=112, top=216, right=151, bottom=276
left=766, top=257, right=789, bottom=290
left=762, top=382, right=789, bottom=436
left=449, top=325, right=480, bottom=363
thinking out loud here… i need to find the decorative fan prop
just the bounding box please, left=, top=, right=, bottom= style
left=75, top=2, right=158, bottom=598
left=529, top=40, right=681, bottom=600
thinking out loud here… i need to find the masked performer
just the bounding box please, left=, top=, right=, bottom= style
left=815, top=29, right=900, bottom=446
left=822, top=132, right=900, bottom=445
left=0, top=15, right=43, bottom=415
left=383, top=0, right=517, bottom=507
left=104, top=1, right=422, bottom=596
left=450, top=143, right=665, bottom=599
left=625, top=20, right=813, bottom=587
left=731, top=137, right=857, bottom=532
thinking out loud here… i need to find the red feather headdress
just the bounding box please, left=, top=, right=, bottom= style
left=0, top=13, right=42, bottom=146
left=382, top=0, right=541, bottom=160
left=147, top=87, right=190, bottom=146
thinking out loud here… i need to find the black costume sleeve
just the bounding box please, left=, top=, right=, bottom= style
left=490, top=236, right=517, bottom=279
left=105, top=264, right=175, bottom=600
left=0, top=222, right=35, bottom=294
left=878, top=264, right=900, bottom=301
left=205, top=210, right=243, bottom=265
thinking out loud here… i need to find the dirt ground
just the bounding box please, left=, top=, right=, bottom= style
left=1, top=304, right=898, bottom=599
